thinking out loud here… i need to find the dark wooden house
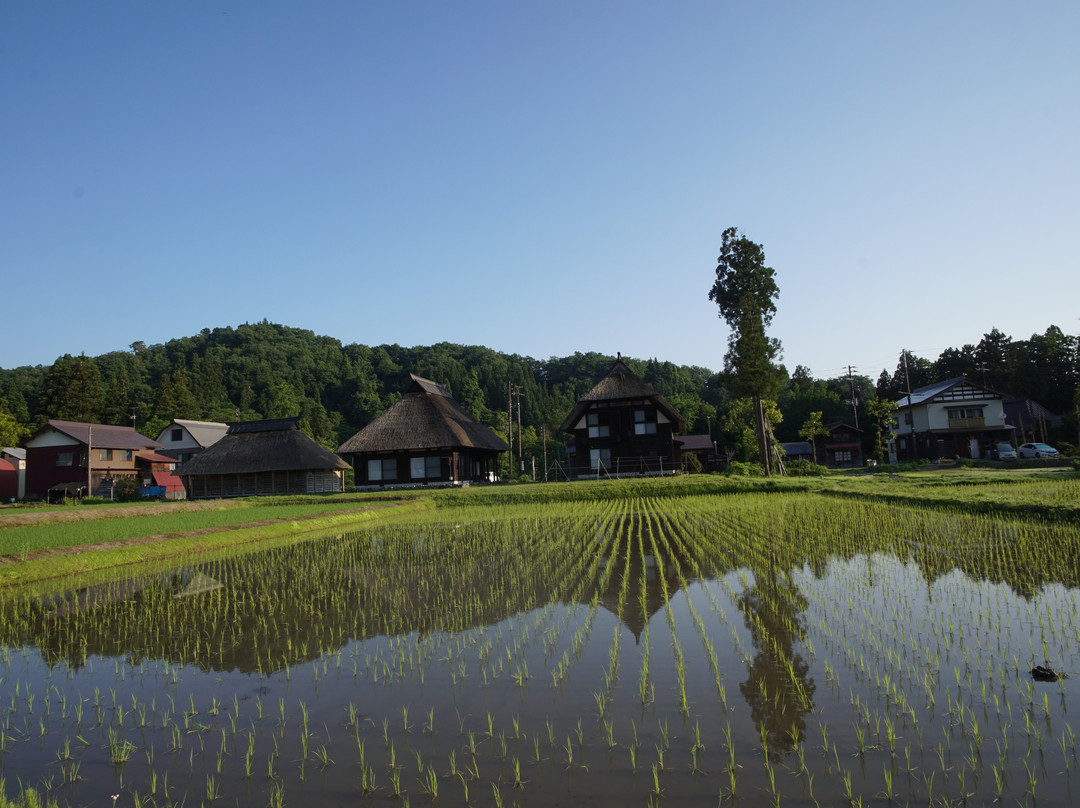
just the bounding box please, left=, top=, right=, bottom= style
left=819, top=422, right=863, bottom=468
left=178, top=417, right=349, bottom=499
left=559, top=357, right=685, bottom=478
left=337, top=374, right=509, bottom=488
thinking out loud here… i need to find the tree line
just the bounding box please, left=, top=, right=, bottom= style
left=1, top=319, right=1077, bottom=468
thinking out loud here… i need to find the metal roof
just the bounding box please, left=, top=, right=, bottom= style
left=34, top=420, right=161, bottom=450
left=164, top=419, right=229, bottom=448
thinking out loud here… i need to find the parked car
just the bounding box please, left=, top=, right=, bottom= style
left=1018, top=442, right=1059, bottom=458
left=994, top=443, right=1017, bottom=460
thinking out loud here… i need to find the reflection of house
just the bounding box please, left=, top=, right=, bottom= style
left=155, top=419, right=228, bottom=463
left=889, top=377, right=1012, bottom=462
left=178, top=417, right=350, bottom=499
left=0, top=448, right=25, bottom=500
left=337, top=374, right=508, bottom=488
left=135, top=452, right=186, bottom=500
left=819, top=422, right=863, bottom=468
left=23, top=420, right=162, bottom=500
left=560, top=356, right=685, bottom=478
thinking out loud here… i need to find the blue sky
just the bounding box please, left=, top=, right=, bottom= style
left=4, top=2, right=1078, bottom=382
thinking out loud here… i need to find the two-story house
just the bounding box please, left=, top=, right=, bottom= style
left=23, top=420, right=162, bottom=500
left=888, top=377, right=1012, bottom=463
left=560, top=356, right=685, bottom=477
left=155, top=419, right=229, bottom=463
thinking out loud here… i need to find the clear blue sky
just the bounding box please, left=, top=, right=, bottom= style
left=4, top=2, right=1078, bottom=382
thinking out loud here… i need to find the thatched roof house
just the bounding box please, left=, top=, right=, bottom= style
left=560, top=356, right=685, bottom=478
left=179, top=417, right=349, bottom=499
left=337, top=374, right=508, bottom=487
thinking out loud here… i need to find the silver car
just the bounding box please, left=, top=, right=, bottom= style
left=994, top=443, right=1017, bottom=460
left=1018, top=442, right=1059, bottom=458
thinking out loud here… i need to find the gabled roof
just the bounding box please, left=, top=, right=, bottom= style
left=179, top=417, right=349, bottom=476
left=559, top=358, right=685, bottom=433
left=337, top=374, right=509, bottom=455
left=824, top=422, right=862, bottom=434
left=29, top=420, right=161, bottom=450
left=1, top=448, right=26, bottom=461
left=160, top=419, right=229, bottom=448
left=894, top=377, right=1006, bottom=408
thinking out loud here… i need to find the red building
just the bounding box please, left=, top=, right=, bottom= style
left=23, top=420, right=161, bottom=500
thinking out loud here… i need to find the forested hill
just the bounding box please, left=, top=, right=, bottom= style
left=1, top=322, right=1076, bottom=458
left=0, top=322, right=724, bottom=451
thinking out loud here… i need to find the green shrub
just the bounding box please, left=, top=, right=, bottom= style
left=785, top=459, right=829, bottom=477
left=724, top=461, right=764, bottom=477
left=113, top=476, right=144, bottom=502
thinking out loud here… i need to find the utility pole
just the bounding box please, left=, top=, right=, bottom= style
left=87, top=424, right=93, bottom=497
left=902, top=350, right=917, bottom=460
left=846, top=365, right=860, bottom=428
left=516, top=387, right=524, bottom=471
left=542, top=425, right=548, bottom=482
left=507, top=381, right=513, bottom=473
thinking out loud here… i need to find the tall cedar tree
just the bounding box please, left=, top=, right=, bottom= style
left=709, top=228, right=783, bottom=474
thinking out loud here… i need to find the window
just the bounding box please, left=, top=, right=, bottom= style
left=125, top=450, right=133, bottom=461
left=903, top=413, right=912, bottom=425
left=367, top=458, right=397, bottom=482
left=634, top=409, right=657, bottom=435
left=171, top=428, right=183, bottom=442
left=586, top=412, right=610, bottom=439
left=411, top=456, right=442, bottom=479
left=834, top=450, right=852, bottom=462
left=947, top=407, right=984, bottom=420
left=589, top=448, right=611, bottom=470
left=56, top=452, right=73, bottom=467
left=99, top=449, right=113, bottom=461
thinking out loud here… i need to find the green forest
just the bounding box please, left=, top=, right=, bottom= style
left=1, top=321, right=1078, bottom=466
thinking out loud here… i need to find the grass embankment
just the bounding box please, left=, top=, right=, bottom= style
left=0, top=494, right=433, bottom=588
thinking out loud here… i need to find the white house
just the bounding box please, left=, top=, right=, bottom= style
left=155, top=419, right=229, bottom=464
left=888, top=377, right=1012, bottom=463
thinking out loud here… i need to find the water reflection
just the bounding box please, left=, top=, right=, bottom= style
left=737, top=557, right=815, bottom=759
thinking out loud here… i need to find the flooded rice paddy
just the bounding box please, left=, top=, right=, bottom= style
left=0, top=492, right=1078, bottom=806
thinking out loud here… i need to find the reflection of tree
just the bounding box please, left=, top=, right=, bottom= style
left=737, top=546, right=815, bottom=759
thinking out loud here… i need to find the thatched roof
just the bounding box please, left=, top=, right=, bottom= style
left=178, top=417, right=349, bottom=476
left=337, top=374, right=508, bottom=455
left=559, top=358, right=685, bottom=432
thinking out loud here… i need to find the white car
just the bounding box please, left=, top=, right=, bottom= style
left=1018, top=442, right=1059, bottom=458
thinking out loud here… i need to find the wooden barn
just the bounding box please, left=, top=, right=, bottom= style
left=560, top=356, right=685, bottom=478
left=178, top=417, right=349, bottom=499
left=337, top=374, right=508, bottom=488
